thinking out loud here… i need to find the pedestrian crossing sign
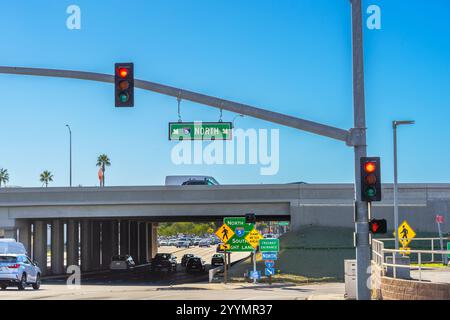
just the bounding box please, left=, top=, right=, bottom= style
left=396, top=220, right=416, bottom=247
left=215, top=224, right=235, bottom=244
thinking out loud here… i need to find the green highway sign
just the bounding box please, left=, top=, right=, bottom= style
left=169, top=122, right=232, bottom=141
left=259, top=239, right=280, bottom=252
left=448, top=243, right=450, bottom=259
left=222, top=217, right=255, bottom=252
left=278, top=222, right=289, bottom=226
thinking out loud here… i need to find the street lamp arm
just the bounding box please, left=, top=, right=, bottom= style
left=0, top=66, right=351, bottom=143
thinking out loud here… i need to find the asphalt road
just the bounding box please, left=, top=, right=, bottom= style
left=38, top=247, right=250, bottom=287
left=0, top=282, right=345, bottom=300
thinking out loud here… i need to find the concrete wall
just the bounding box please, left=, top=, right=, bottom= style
left=380, top=276, right=450, bottom=300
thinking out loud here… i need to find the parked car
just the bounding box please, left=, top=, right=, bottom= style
left=176, top=240, right=190, bottom=248
left=0, top=254, right=41, bottom=290
left=186, top=256, right=206, bottom=273
left=211, top=254, right=225, bottom=268
left=181, top=254, right=195, bottom=267
left=168, top=239, right=178, bottom=246
left=198, top=240, right=211, bottom=247
left=192, top=238, right=202, bottom=246
left=158, top=240, right=169, bottom=247
left=150, top=253, right=177, bottom=273
left=109, top=255, right=135, bottom=271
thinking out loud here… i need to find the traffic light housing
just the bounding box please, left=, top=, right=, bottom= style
left=369, top=219, right=387, bottom=234
left=360, top=157, right=382, bottom=202
left=245, top=213, right=256, bottom=224
left=115, top=63, right=134, bottom=107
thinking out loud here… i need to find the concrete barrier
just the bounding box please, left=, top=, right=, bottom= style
left=380, top=276, right=450, bottom=300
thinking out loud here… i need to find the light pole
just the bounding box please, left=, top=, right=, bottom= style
left=232, top=114, right=244, bottom=128
left=65, top=124, right=72, bottom=187
left=393, top=120, right=415, bottom=250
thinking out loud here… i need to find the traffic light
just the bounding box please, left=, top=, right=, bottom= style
left=115, top=63, right=134, bottom=107
left=369, top=219, right=387, bottom=234
left=245, top=213, right=256, bottom=224
left=360, top=157, right=382, bottom=202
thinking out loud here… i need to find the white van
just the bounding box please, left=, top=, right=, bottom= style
left=0, top=239, right=27, bottom=255
left=165, top=176, right=219, bottom=186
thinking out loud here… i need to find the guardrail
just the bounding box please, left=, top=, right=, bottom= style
left=372, top=238, right=450, bottom=282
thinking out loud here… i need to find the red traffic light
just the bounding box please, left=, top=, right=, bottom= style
left=118, top=68, right=129, bottom=78
left=364, top=161, right=376, bottom=173
left=369, top=219, right=387, bottom=234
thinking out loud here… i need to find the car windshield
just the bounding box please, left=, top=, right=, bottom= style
left=0, top=256, right=17, bottom=263
left=155, top=254, right=170, bottom=259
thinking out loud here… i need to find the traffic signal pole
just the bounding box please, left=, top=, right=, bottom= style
left=351, top=0, right=371, bottom=300
left=0, top=0, right=372, bottom=300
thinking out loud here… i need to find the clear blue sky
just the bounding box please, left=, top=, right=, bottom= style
left=1, top=0, right=449, bottom=187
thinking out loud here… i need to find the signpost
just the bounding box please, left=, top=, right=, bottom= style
left=436, top=215, right=448, bottom=265
left=169, top=122, right=232, bottom=141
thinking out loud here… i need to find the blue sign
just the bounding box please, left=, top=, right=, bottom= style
left=235, top=227, right=245, bottom=238
left=262, top=252, right=277, bottom=260
left=249, top=270, right=261, bottom=280
left=265, top=260, right=275, bottom=268
left=265, top=268, right=275, bottom=276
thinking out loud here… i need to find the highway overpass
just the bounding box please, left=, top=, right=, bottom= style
left=0, top=183, right=449, bottom=276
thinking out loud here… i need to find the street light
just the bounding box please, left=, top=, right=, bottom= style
left=65, top=124, right=72, bottom=187
left=232, top=114, right=244, bottom=128
left=393, top=120, right=415, bottom=250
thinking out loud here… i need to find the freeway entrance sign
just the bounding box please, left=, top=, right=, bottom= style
left=448, top=243, right=450, bottom=259
left=265, top=268, right=275, bottom=277
left=169, top=122, right=232, bottom=141
left=265, top=260, right=275, bottom=268
left=259, top=239, right=280, bottom=252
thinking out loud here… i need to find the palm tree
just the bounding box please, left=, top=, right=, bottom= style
left=0, top=168, right=9, bottom=187
left=96, top=154, right=111, bottom=187
left=40, top=170, right=53, bottom=187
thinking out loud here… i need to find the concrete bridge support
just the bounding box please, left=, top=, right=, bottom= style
left=17, top=220, right=31, bottom=256
left=81, top=220, right=92, bottom=272
left=129, top=221, right=139, bottom=263
left=91, top=221, right=101, bottom=271
left=119, top=220, right=130, bottom=255
left=101, top=220, right=119, bottom=268
left=67, top=220, right=79, bottom=267
left=51, top=220, right=64, bottom=275
left=33, top=221, right=47, bottom=276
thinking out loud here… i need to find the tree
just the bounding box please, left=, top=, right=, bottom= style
left=0, top=168, right=9, bottom=187
left=96, top=154, right=111, bottom=187
left=40, top=170, right=53, bottom=187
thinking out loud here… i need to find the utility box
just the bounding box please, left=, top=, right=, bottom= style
left=344, top=260, right=357, bottom=300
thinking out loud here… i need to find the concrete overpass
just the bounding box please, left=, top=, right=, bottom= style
left=0, top=183, right=449, bottom=276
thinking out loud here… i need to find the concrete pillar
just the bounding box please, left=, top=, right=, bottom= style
left=17, top=220, right=31, bottom=256
left=91, top=221, right=101, bottom=270
left=139, top=222, right=148, bottom=264
left=290, top=201, right=303, bottom=233
left=51, top=220, right=64, bottom=275
left=33, top=221, right=47, bottom=276
left=67, top=220, right=79, bottom=267
left=151, top=223, right=158, bottom=259
left=119, top=220, right=130, bottom=255
left=129, top=221, right=139, bottom=263
left=101, top=221, right=118, bottom=268
left=81, top=220, right=92, bottom=272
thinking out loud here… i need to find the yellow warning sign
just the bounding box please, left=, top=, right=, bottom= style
left=219, top=244, right=231, bottom=251
left=215, top=224, right=235, bottom=244
left=399, top=247, right=411, bottom=255
left=245, top=229, right=263, bottom=249
left=397, top=220, right=416, bottom=247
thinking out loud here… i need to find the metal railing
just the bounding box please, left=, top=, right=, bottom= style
left=372, top=238, right=450, bottom=282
